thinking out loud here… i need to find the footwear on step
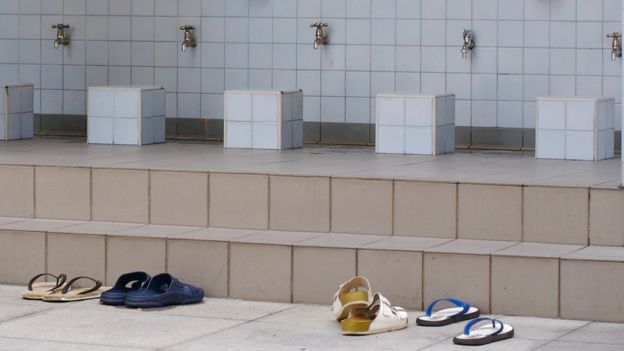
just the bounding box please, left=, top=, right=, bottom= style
left=416, top=297, right=480, bottom=326
left=100, top=272, right=151, bottom=306
left=332, top=276, right=372, bottom=321
left=42, top=276, right=110, bottom=302
left=341, top=293, right=408, bottom=335
left=124, top=273, right=204, bottom=309
left=453, top=317, right=514, bottom=346
left=22, top=273, right=67, bottom=300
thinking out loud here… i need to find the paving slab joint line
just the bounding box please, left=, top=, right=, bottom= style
left=0, top=307, right=54, bottom=326
left=154, top=304, right=298, bottom=350
left=0, top=335, right=153, bottom=351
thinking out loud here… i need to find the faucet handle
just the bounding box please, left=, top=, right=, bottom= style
left=310, top=22, right=328, bottom=28
left=607, top=32, right=621, bottom=38
left=180, top=25, right=196, bottom=31
left=52, top=24, right=69, bottom=29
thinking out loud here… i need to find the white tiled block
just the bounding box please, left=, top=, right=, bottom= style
left=88, top=117, right=114, bottom=144
left=536, top=97, right=614, bottom=161
left=1, top=84, right=34, bottom=140
left=88, top=86, right=165, bottom=145
left=224, top=90, right=304, bottom=150
left=376, top=93, right=455, bottom=155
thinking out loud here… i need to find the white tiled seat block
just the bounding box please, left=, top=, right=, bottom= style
left=536, top=97, right=615, bottom=161
left=376, top=93, right=455, bottom=155
left=87, top=86, right=166, bottom=146
left=224, top=90, right=303, bottom=150
left=1, top=83, right=34, bottom=141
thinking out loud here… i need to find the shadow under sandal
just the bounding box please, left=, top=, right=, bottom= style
left=42, top=276, right=111, bottom=302
left=100, top=272, right=151, bottom=306
left=416, top=297, right=480, bottom=326
left=22, top=273, right=67, bottom=300
left=125, top=273, right=204, bottom=309
left=453, top=317, right=514, bottom=346
left=341, top=293, right=408, bottom=336
left=332, top=276, right=372, bottom=321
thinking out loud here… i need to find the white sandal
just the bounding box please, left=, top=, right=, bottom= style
left=341, top=293, right=408, bottom=335
left=332, top=276, right=372, bottom=321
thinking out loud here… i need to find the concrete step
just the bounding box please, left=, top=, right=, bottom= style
left=2, top=217, right=624, bottom=322
left=1, top=165, right=623, bottom=246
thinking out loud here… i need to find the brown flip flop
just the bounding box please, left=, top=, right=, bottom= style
left=42, top=276, right=111, bottom=302
left=22, top=273, right=67, bottom=300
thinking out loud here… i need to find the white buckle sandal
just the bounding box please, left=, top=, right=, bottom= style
left=341, top=293, right=408, bottom=335
left=332, top=276, right=372, bottom=321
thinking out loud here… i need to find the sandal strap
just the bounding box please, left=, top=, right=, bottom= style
left=61, top=276, right=103, bottom=295
left=425, top=297, right=471, bottom=317
left=28, top=273, right=67, bottom=292
left=463, top=317, right=504, bottom=336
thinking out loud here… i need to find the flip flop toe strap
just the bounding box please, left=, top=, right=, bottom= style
left=425, top=297, right=471, bottom=317
left=28, top=273, right=67, bottom=292
left=61, top=276, right=103, bottom=295
left=463, top=317, right=504, bottom=336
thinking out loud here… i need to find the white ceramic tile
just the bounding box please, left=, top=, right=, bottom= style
left=376, top=125, right=404, bottom=153
left=226, top=93, right=252, bottom=121
left=536, top=129, right=566, bottom=159
left=565, top=131, right=595, bottom=160
left=537, top=100, right=566, bottom=130
left=88, top=90, right=114, bottom=117
left=377, top=97, right=404, bottom=125
left=405, top=126, right=433, bottom=154
left=253, top=94, right=279, bottom=122
left=566, top=101, right=596, bottom=131
left=88, top=117, right=114, bottom=144
left=405, top=98, right=433, bottom=127
left=114, top=117, right=139, bottom=145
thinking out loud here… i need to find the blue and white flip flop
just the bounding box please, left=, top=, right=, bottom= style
left=416, top=297, right=480, bottom=326
left=125, top=273, right=204, bottom=308
left=453, top=317, right=514, bottom=346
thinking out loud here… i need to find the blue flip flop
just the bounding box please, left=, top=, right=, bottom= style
left=125, top=273, right=204, bottom=308
left=100, top=272, right=151, bottom=306
left=416, top=297, right=480, bottom=326
left=453, top=317, right=514, bottom=345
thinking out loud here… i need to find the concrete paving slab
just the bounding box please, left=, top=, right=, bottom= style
left=559, top=322, right=624, bottom=344
left=535, top=341, right=624, bottom=351
left=0, top=337, right=147, bottom=351
left=421, top=337, right=546, bottom=351
left=496, top=316, right=589, bottom=341
left=0, top=307, right=241, bottom=349
left=0, top=303, right=52, bottom=322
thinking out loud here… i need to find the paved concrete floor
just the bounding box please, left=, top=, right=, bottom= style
left=0, top=137, right=621, bottom=188
left=0, top=285, right=623, bottom=350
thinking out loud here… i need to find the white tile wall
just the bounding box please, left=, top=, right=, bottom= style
left=0, top=0, right=619, bottom=131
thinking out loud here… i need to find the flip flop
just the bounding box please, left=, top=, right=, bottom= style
left=332, top=276, right=372, bottom=321
left=100, top=272, right=151, bottom=306
left=341, top=293, right=408, bottom=336
left=453, top=317, right=515, bottom=346
left=22, top=273, right=67, bottom=300
left=416, top=297, right=480, bottom=326
left=42, top=276, right=111, bottom=302
left=124, top=273, right=204, bottom=308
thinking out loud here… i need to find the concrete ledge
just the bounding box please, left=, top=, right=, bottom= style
left=2, top=217, right=622, bottom=321
left=1, top=165, right=621, bottom=245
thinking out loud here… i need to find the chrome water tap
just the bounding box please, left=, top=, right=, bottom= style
left=461, top=29, right=475, bottom=59
left=179, top=25, right=197, bottom=52
left=310, top=22, right=328, bottom=49
left=607, top=32, right=622, bottom=60
left=52, top=24, right=70, bottom=49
